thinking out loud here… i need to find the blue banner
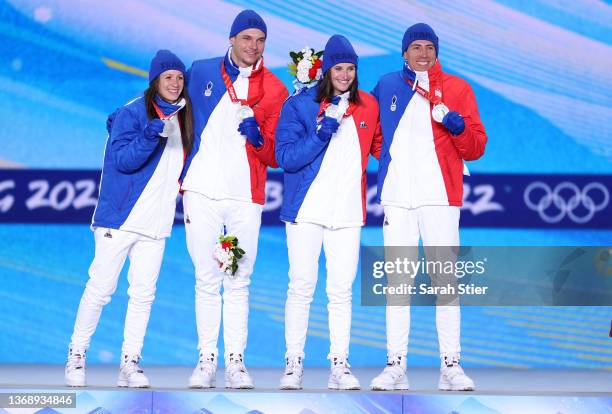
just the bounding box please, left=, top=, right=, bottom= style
left=0, top=169, right=610, bottom=228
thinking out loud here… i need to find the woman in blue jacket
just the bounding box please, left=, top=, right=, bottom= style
left=275, top=35, right=382, bottom=390
left=65, top=50, right=193, bottom=388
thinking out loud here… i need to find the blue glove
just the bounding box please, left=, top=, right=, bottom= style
left=442, top=111, right=465, bottom=136
left=144, top=119, right=164, bottom=140
left=316, top=116, right=340, bottom=142
left=238, top=117, right=264, bottom=148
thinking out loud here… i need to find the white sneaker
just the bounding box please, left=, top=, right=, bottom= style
left=439, top=355, right=475, bottom=391
left=224, top=353, right=254, bottom=389
left=328, top=357, right=360, bottom=390
left=279, top=355, right=303, bottom=390
left=117, top=355, right=150, bottom=388
left=370, top=354, right=409, bottom=391
left=188, top=352, right=217, bottom=388
left=65, top=346, right=87, bottom=387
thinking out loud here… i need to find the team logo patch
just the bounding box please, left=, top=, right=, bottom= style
left=204, top=81, right=213, bottom=97
left=359, top=121, right=367, bottom=128
left=390, top=95, right=397, bottom=112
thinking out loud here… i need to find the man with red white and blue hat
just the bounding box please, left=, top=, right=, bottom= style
left=370, top=23, right=487, bottom=392
left=181, top=9, right=288, bottom=389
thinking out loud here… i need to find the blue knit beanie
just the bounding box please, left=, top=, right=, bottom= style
left=402, top=23, right=438, bottom=56
left=148, top=50, right=186, bottom=83
left=230, top=9, right=267, bottom=38
left=322, top=34, right=358, bottom=74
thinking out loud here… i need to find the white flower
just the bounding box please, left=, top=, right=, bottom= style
left=296, top=58, right=313, bottom=83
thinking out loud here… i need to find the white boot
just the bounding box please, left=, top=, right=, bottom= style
left=188, top=352, right=217, bottom=388
left=279, top=355, right=304, bottom=390
left=370, top=354, right=409, bottom=391
left=328, top=356, right=360, bottom=390
left=65, top=346, right=87, bottom=387
left=439, top=355, right=475, bottom=391
left=117, top=354, right=150, bottom=388
left=225, top=353, right=254, bottom=389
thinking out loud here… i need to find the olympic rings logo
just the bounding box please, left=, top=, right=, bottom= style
left=523, top=181, right=609, bottom=224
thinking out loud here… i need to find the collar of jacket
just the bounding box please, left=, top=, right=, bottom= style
left=402, top=59, right=442, bottom=84
left=224, top=48, right=263, bottom=79
left=154, top=95, right=184, bottom=116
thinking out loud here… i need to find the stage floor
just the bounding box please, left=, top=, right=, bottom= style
left=0, top=366, right=611, bottom=414
left=1, top=365, right=611, bottom=394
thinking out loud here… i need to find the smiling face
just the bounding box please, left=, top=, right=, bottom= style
left=157, top=70, right=184, bottom=103
left=330, top=63, right=356, bottom=95
left=403, top=39, right=437, bottom=71
left=230, top=28, right=266, bottom=68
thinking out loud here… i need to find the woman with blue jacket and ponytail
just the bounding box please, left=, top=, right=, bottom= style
left=276, top=35, right=382, bottom=390
left=65, top=50, right=193, bottom=388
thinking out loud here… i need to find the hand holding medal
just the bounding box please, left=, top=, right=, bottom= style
left=237, top=106, right=264, bottom=148
left=441, top=111, right=465, bottom=136
left=431, top=103, right=449, bottom=123
left=324, top=104, right=342, bottom=122
left=159, top=119, right=177, bottom=138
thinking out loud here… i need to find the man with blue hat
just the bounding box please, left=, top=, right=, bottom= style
left=181, top=9, right=288, bottom=389
left=370, top=23, right=487, bottom=391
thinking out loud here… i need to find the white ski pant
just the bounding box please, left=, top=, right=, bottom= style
left=183, top=191, right=262, bottom=360
left=284, top=222, right=361, bottom=360
left=70, top=227, right=165, bottom=356
left=383, top=205, right=461, bottom=358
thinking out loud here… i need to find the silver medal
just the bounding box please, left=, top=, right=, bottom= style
left=325, top=104, right=340, bottom=120
left=431, top=103, right=449, bottom=123
left=237, top=105, right=254, bottom=121
left=159, top=119, right=176, bottom=137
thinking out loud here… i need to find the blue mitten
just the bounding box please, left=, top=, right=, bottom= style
left=144, top=119, right=164, bottom=140
left=316, top=116, right=340, bottom=142
left=442, top=111, right=465, bottom=136
left=238, top=116, right=264, bottom=148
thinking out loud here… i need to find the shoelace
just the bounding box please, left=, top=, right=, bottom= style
left=442, top=356, right=465, bottom=380
left=197, top=353, right=216, bottom=374
left=227, top=354, right=248, bottom=376
left=67, top=349, right=86, bottom=370
left=386, top=354, right=403, bottom=367
left=331, top=357, right=352, bottom=375
left=122, top=356, right=144, bottom=375
left=285, top=356, right=302, bottom=375
left=67, top=354, right=85, bottom=370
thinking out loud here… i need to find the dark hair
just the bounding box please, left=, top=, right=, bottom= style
left=315, top=68, right=361, bottom=105
left=144, top=78, right=194, bottom=155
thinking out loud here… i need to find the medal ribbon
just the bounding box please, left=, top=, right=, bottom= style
left=404, top=78, right=442, bottom=106
left=152, top=100, right=181, bottom=120
left=221, top=58, right=264, bottom=107
left=317, top=98, right=357, bottom=119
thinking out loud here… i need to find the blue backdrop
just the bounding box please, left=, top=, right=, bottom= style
left=0, top=0, right=610, bottom=369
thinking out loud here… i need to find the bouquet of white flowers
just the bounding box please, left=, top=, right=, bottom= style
left=288, top=46, right=324, bottom=88
left=213, top=235, right=245, bottom=277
